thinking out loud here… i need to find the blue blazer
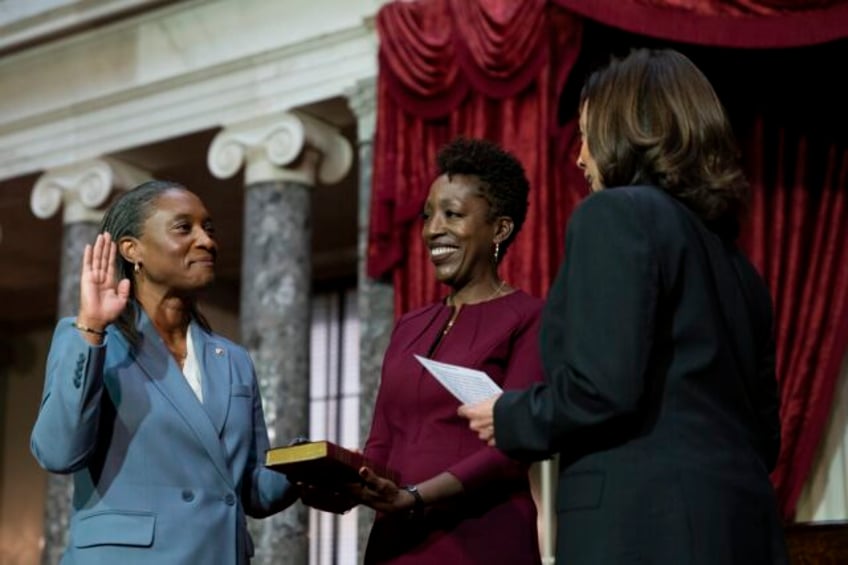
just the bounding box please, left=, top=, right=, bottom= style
left=31, top=309, right=296, bottom=564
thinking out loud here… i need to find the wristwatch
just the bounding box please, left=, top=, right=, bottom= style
left=401, top=484, right=425, bottom=516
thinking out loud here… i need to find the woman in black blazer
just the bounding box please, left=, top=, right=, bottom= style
left=460, top=48, right=788, bottom=565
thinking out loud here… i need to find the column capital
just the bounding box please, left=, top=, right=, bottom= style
left=345, top=77, right=377, bottom=142
left=31, top=157, right=151, bottom=224
left=207, top=111, right=353, bottom=186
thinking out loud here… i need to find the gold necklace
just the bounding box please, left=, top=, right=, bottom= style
left=447, top=279, right=508, bottom=307
left=443, top=280, right=508, bottom=336
left=490, top=279, right=507, bottom=300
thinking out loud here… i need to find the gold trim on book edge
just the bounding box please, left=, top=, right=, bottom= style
left=265, top=441, right=330, bottom=466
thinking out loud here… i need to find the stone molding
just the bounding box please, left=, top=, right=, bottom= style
left=0, top=0, right=382, bottom=181
left=0, top=0, right=159, bottom=53
left=208, top=112, right=353, bottom=186
left=30, top=157, right=150, bottom=223
left=345, top=77, right=377, bottom=143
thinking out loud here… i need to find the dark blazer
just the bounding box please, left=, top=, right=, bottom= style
left=495, top=186, right=787, bottom=564
left=31, top=308, right=295, bottom=564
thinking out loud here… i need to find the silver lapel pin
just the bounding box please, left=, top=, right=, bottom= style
left=215, top=347, right=224, bottom=356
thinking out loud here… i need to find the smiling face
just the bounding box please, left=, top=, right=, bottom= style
left=578, top=102, right=603, bottom=193
left=421, top=174, right=501, bottom=290
left=121, top=188, right=218, bottom=297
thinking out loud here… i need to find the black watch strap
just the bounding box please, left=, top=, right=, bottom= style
left=402, top=484, right=425, bottom=514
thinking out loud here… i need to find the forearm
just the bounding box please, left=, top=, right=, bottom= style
left=31, top=321, right=108, bottom=472
left=413, top=471, right=464, bottom=508
left=244, top=368, right=298, bottom=517
left=494, top=385, right=559, bottom=460
left=244, top=467, right=297, bottom=518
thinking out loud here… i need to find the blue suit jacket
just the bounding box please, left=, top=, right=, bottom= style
left=31, top=309, right=295, bottom=564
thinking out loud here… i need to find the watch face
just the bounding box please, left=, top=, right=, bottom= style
left=403, top=485, right=425, bottom=511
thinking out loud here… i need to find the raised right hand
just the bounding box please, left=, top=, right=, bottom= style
left=77, top=232, right=131, bottom=330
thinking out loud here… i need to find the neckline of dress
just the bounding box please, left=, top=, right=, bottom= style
left=442, top=287, right=519, bottom=310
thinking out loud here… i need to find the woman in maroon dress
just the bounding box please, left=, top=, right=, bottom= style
left=356, top=137, right=544, bottom=564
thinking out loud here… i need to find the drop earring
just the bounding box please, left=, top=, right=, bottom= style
left=493, top=242, right=500, bottom=263
left=134, top=262, right=140, bottom=274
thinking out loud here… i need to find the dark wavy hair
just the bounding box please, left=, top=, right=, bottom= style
left=99, top=179, right=211, bottom=348
left=580, top=48, right=749, bottom=237
left=436, top=137, right=530, bottom=261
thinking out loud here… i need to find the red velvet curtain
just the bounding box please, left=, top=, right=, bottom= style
left=740, top=118, right=848, bottom=520
left=368, top=0, right=848, bottom=522
left=553, top=0, right=848, bottom=47
left=550, top=1, right=848, bottom=520
left=368, top=0, right=584, bottom=314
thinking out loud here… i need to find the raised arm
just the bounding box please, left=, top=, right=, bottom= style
left=31, top=232, right=131, bottom=472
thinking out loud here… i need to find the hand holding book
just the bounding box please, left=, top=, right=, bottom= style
left=297, top=481, right=360, bottom=515
left=265, top=440, right=402, bottom=514
left=296, top=464, right=414, bottom=515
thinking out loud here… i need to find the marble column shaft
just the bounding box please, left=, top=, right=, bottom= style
left=241, top=180, right=311, bottom=565
left=208, top=111, right=351, bottom=564
left=348, top=78, right=395, bottom=563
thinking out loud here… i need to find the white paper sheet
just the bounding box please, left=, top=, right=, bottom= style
left=414, top=354, right=502, bottom=405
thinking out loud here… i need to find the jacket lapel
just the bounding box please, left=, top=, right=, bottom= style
left=193, top=323, right=231, bottom=437
left=131, top=308, right=233, bottom=487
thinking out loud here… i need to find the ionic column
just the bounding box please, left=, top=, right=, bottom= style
left=208, top=112, right=352, bottom=565
left=346, top=77, right=395, bottom=562
left=30, top=157, right=149, bottom=565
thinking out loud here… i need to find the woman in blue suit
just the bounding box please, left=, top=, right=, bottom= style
left=31, top=180, right=297, bottom=564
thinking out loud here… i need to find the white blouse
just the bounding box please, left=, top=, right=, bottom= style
left=182, top=329, right=203, bottom=403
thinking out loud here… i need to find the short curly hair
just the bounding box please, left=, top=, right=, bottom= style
left=436, top=137, right=530, bottom=260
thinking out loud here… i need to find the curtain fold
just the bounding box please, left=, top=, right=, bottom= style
left=368, top=0, right=583, bottom=315
left=553, top=0, right=848, bottom=47
left=741, top=119, right=848, bottom=518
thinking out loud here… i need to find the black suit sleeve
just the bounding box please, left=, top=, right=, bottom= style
left=495, top=189, right=659, bottom=459
left=736, top=254, right=781, bottom=471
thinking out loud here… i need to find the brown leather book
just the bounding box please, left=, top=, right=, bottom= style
left=265, top=440, right=401, bottom=489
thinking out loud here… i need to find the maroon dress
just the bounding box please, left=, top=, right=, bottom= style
left=364, top=290, right=544, bottom=564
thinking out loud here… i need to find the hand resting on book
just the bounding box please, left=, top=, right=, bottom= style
left=264, top=439, right=418, bottom=515
left=296, top=465, right=416, bottom=515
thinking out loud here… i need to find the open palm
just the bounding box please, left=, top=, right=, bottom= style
left=78, top=232, right=130, bottom=328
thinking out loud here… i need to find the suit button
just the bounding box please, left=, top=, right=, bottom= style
left=182, top=489, right=195, bottom=502
left=73, top=378, right=81, bottom=389
left=224, top=494, right=235, bottom=506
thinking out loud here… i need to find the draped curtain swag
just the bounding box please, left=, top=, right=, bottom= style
left=368, top=0, right=583, bottom=310
left=368, top=0, right=848, bottom=521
